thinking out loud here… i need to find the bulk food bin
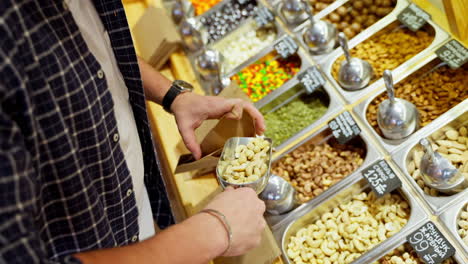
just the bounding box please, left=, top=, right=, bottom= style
left=358, top=229, right=463, bottom=264
left=273, top=176, right=427, bottom=264
left=440, top=196, right=468, bottom=264
left=391, top=109, right=468, bottom=214
left=225, top=35, right=309, bottom=103
left=265, top=118, right=381, bottom=227
left=294, top=0, right=403, bottom=64
left=209, top=13, right=285, bottom=75
left=322, top=0, right=449, bottom=104
left=254, top=60, right=348, bottom=151
left=356, top=57, right=468, bottom=155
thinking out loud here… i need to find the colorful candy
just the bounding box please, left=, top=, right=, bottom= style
left=190, top=0, right=222, bottom=16
left=231, top=53, right=301, bottom=102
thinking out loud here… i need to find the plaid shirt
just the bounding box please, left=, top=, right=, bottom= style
left=0, top=0, right=174, bottom=263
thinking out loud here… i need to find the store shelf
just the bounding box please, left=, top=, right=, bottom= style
left=124, top=0, right=468, bottom=263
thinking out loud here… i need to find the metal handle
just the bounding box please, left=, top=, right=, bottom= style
left=338, top=32, right=351, bottom=62
left=419, top=138, right=435, bottom=162
left=302, top=0, right=315, bottom=24
left=383, top=69, right=396, bottom=105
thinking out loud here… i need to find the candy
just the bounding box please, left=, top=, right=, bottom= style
left=190, top=0, right=222, bottom=16
left=231, top=53, right=301, bottom=102
left=200, top=0, right=257, bottom=43
left=212, top=20, right=277, bottom=72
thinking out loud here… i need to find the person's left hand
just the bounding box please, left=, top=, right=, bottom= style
left=171, top=93, right=265, bottom=160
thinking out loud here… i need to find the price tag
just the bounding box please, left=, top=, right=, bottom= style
left=435, top=39, right=468, bottom=69
left=274, top=36, right=298, bottom=59
left=254, top=7, right=275, bottom=28
left=362, top=159, right=401, bottom=197
left=298, top=66, right=326, bottom=94
left=407, top=222, right=456, bottom=264
left=397, top=3, right=431, bottom=32
left=328, top=111, right=361, bottom=144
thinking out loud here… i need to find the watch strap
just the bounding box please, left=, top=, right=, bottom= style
left=162, top=84, right=182, bottom=112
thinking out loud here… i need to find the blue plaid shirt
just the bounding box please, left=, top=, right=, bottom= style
left=0, top=0, right=174, bottom=263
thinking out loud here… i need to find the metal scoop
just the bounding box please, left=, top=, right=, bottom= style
left=419, top=138, right=465, bottom=194
left=195, top=49, right=224, bottom=81
left=281, top=0, right=309, bottom=26
left=259, top=174, right=297, bottom=215
left=302, top=1, right=337, bottom=55
left=171, top=0, right=194, bottom=25
left=377, top=70, right=420, bottom=140
left=179, top=18, right=207, bottom=52
left=337, top=32, right=374, bottom=90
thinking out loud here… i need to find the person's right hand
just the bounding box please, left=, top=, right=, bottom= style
left=204, top=187, right=266, bottom=257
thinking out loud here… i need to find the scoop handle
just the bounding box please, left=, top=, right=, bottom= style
left=383, top=69, right=396, bottom=104
left=419, top=138, right=435, bottom=162
left=338, top=32, right=351, bottom=62
left=302, top=0, right=315, bottom=23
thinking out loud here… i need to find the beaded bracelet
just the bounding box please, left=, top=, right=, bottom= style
left=200, top=208, right=233, bottom=256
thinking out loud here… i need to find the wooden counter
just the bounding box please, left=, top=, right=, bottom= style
left=123, top=1, right=282, bottom=263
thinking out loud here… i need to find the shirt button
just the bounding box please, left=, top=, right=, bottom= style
left=126, top=189, right=133, bottom=197
left=131, top=235, right=138, bottom=242
left=113, top=133, right=119, bottom=142
left=97, top=69, right=105, bottom=79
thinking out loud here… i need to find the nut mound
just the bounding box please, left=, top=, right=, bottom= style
left=407, top=124, right=468, bottom=196
left=287, top=191, right=410, bottom=264
left=273, top=140, right=364, bottom=203
left=332, top=25, right=434, bottom=87
left=367, top=62, right=468, bottom=136
left=221, top=138, right=271, bottom=184
left=458, top=203, right=468, bottom=246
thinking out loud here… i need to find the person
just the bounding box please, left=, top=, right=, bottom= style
left=0, top=0, right=268, bottom=263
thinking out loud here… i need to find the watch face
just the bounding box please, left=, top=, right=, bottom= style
left=174, top=80, right=193, bottom=91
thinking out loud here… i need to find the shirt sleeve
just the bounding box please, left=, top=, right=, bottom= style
left=0, top=39, right=82, bottom=264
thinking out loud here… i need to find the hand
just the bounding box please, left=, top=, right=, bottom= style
left=171, top=93, right=266, bottom=160
left=204, top=187, right=266, bottom=257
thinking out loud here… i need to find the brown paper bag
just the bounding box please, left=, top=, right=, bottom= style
left=133, top=7, right=181, bottom=69
left=174, top=83, right=255, bottom=174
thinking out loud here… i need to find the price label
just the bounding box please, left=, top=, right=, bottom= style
left=435, top=39, right=468, bottom=69
left=362, top=159, right=401, bottom=197
left=407, top=222, right=456, bottom=264
left=298, top=66, right=326, bottom=94
left=274, top=36, right=299, bottom=59
left=254, top=6, right=275, bottom=28
left=397, top=3, right=431, bottom=32
left=328, top=111, right=361, bottom=144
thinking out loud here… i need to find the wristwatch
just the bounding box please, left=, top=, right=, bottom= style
left=162, top=80, right=193, bottom=113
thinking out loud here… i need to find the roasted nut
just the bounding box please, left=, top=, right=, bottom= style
left=323, top=0, right=397, bottom=39
left=334, top=24, right=434, bottom=89
left=459, top=203, right=468, bottom=246
left=375, top=243, right=455, bottom=264
left=407, top=124, right=468, bottom=196
left=272, top=140, right=365, bottom=203
left=367, top=62, right=468, bottom=136
left=287, top=191, right=410, bottom=264
left=221, top=137, right=270, bottom=184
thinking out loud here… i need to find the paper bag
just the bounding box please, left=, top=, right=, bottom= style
left=190, top=187, right=282, bottom=264
left=174, top=83, right=255, bottom=174
left=133, top=7, right=181, bottom=69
